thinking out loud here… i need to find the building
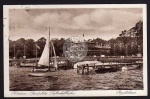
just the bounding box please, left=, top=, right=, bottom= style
left=86, top=42, right=111, bottom=56
left=63, top=39, right=111, bottom=57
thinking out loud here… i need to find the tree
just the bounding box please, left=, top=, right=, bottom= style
left=135, top=20, right=143, bottom=54
left=118, top=20, right=143, bottom=56
left=25, top=39, right=35, bottom=58
left=108, top=38, right=116, bottom=56
left=15, top=38, right=26, bottom=58
left=9, top=40, right=16, bottom=58
left=55, top=38, right=65, bottom=56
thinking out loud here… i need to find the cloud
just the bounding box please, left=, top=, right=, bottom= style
left=33, top=8, right=142, bottom=31
left=9, top=8, right=143, bottom=40
left=73, top=14, right=91, bottom=29
left=9, top=9, right=32, bottom=28
left=110, top=9, right=142, bottom=30
left=60, top=11, right=72, bottom=21
left=34, top=12, right=60, bottom=27
left=90, top=9, right=113, bottom=27
left=89, top=9, right=142, bottom=31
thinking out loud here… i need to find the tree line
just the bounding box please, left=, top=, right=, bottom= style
left=9, top=21, right=143, bottom=58
left=109, top=20, right=143, bottom=56
left=9, top=37, right=65, bottom=58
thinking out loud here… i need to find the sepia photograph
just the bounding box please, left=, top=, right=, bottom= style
left=3, top=4, right=147, bottom=97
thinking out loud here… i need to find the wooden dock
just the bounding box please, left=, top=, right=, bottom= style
left=77, top=62, right=143, bottom=75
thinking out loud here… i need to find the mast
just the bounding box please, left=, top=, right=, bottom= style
left=48, top=27, right=50, bottom=71
left=14, top=44, right=15, bottom=59
left=36, top=44, right=37, bottom=67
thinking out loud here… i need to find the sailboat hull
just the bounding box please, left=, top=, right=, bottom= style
left=28, top=72, right=58, bottom=77
left=28, top=72, right=46, bottom=77
left=32, top=67, right=56, bottom=72
left=33, top=68, right=48, bottom=72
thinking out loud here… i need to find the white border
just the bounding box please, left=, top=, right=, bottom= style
left=3, top=4, right=147, bottom=97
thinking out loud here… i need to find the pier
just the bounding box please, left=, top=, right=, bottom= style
left=77, top=62, right=143, bottom=75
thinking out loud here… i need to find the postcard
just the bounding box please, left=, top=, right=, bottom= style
left=3, top=4, right=147, bottom=97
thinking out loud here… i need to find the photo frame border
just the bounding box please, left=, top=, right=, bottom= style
left=3, top=4, right=147, bottom=97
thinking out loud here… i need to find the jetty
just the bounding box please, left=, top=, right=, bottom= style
left=76, top=61, right=143, bottom=75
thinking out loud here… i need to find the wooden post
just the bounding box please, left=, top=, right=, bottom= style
left=72, top=62, right=74, bottom=69
left=77, top=65, right=80, bottom=73
left=55, top=67, right=57, bottom=71
left=82, top=66, right=84, bottom=75
left=14, top=44, right=15, bottom=59
left=77, top=65, right=79, bottom=73
left=87, top=64, right=89, bottom=75
left=94, top=63, right=96, bottom=69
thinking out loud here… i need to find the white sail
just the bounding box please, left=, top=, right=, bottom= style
left=38, top=36, right=49, bottom=66
left=51, top=41, right=58, bottom=69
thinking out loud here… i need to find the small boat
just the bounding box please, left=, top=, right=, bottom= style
left=28, top=27, right=58, bottom=77
left=20, top=61, right=36, bottom=67
left=28, top=72, right=58, bottom=77
left=28, top=72, right=46, bottom=77
left=30, top=68, right=48, bottom=72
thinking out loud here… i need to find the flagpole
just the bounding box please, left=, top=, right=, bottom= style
left=36, top=44, right=37, bottom=67
left=48, top=27, right=50, bottom=72
left=14, top=44, right=15, bottom=59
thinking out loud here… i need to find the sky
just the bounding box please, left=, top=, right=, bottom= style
left=9, top=8, right=143, bottom=41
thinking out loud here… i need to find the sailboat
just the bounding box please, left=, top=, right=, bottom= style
left=28, top=27, right=58, bottom=77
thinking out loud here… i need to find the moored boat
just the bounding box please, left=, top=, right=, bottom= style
left=28, top=27, right=58, bottom=77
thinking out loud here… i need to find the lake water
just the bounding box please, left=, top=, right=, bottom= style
left=9, top=66, right=143, bottom=91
